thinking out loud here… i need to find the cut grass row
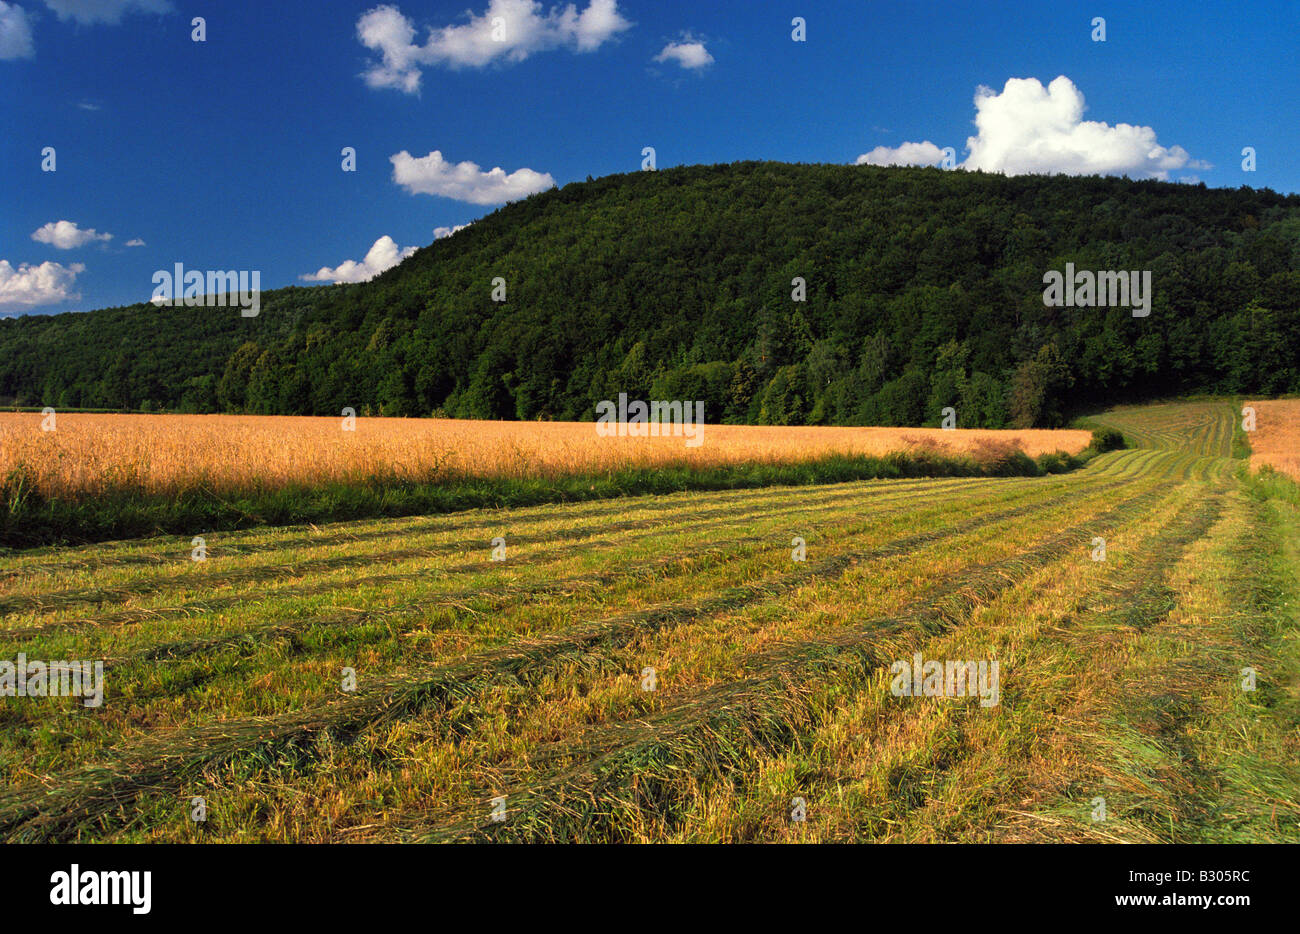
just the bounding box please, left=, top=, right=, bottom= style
left=682, top=469, right=1237, bottom=843
left=0, top=453, right=1170, bottom=701
left=0, top=452, right=1170, bottom=655
left=0, top=472, right=1060, bottom=616
left=0, top=449, right=1187, bottom=841
left=0, top=473, right=1135, bottom=753
left=408, top=477, right=1220, bottom=842
left=997, top=475, right=1300, bottom=842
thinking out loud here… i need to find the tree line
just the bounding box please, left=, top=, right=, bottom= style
left=2, top=161, right=1297, bottom=427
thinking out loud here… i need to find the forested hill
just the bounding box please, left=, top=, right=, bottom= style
left=2, top=162, right=1298, bottom=427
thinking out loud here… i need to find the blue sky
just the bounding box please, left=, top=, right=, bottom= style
left=3, top=0, right=1297, bottom=315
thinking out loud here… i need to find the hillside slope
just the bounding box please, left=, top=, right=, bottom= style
left=2, top=163, right=1298, bottom=426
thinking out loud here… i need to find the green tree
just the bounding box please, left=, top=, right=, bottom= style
left=217, top=342, right=262, bottom=412
left=1009, top=344, right=1074, bottom=427
left=758, top=364, right=806, bottom=425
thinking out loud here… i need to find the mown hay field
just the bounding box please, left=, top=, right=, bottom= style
left=1081, top=399, right=1239, bottom=458
left=0, top=400, right=1296, bottom=843
left=0, top=412, right=1091, bottom=499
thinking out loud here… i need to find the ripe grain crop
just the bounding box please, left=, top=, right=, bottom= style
left=1244, top=399, right=1300, bottom=481
left=0, top=413, right=1091, bottom=500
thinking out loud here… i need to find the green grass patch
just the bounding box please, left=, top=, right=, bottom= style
left=1241, top=463, right=1300, bottom=508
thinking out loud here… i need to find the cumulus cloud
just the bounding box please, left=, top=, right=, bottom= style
left=855, top=141, right=946, bottom=167
left=125, top=237, right=145, bottom=247
left=962, top=76, right=1206, bottom=177
left=0, top=2, right=34, bottom=59
left=300, top=235, right=417, bottom=284
left=0, top=259, right=84, bottom=311
left=391, top=149, right=555, bottom=204
left=434, top=224, right=470, bottom=239
left=40, top=0, right=172, bottom=25
left=31, top=220, right=113, bottom=249
left=654, top=37, right=712, bottom=70
left=357, top=0, right=631, bottom=91
left=857, top=76, right=1207, bottom=181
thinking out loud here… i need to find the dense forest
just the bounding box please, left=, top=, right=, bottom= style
left=2, top=162, right=1298, bottom=427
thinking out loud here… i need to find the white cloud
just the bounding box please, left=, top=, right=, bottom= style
left=300, top=235, right=417, bottom=284
left=654, top=38, right=712, bottom=70
left=434, top=224, right=469, bottom=239
left=855, top=141, right=945, bottom=167
left=391, top=149, right=555, bottom=204
left=31, top=220, right=113, bottom=249
left=0, top=259, right=84, bottom=311
left=0, top=2, right=34, bottom=59
left=357, top=0, right=631, bottom=91
left=125, top=238, right=145, bottom=247
left=568, top=0, right=627, bottom=50
left=41, top=0, right=172, bottom=26
left=857, top=76, right=1207, bottom=181
left=962, top=76, right=1206, bottom=178
left=4, top=1, right=172, bottom=60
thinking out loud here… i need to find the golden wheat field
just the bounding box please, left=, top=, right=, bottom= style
left=0, top=413, right=1092, bottom=498
left=1245, top=399, right=1300, bottom=481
